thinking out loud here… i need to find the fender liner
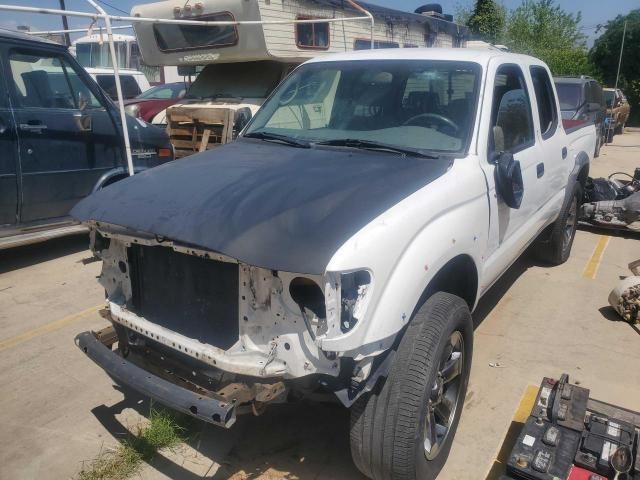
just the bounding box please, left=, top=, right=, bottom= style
left=565, top=151, right=590, bottom=207
left=92, top=166, right=148, bottom=193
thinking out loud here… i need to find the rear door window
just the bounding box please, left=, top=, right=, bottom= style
left=490, top=64, right=535, bottom=154
left=97, top=75, right=141, bottom=99
left=529, top=66, right=558, bottom=139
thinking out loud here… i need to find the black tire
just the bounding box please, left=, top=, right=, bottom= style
left=594, top=134, right=601, bottom=158
left=606, top=128, right=615, bottom=143
left=350, top=292, right=473, bottom=480
left=615, top=122, right=625, bottom=135
left=531, top=183, right=580, bottom=265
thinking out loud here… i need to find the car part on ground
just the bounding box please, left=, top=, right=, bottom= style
left=506, top=374, right=640, bottom=480
left=608, top=261, right=640, bottom=324
left=580, top=169, right=640, bottom=232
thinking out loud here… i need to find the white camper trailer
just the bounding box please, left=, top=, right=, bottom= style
left=132, top=0, right=468, bottom=157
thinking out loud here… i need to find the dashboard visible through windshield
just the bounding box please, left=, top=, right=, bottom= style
left=245, top=60, right=481, bottom=155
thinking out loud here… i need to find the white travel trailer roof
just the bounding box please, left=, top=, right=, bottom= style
left=132, top=0, right=468, bottom=66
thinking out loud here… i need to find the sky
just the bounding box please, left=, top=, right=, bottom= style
left=1, top=0, right=637, bottom=46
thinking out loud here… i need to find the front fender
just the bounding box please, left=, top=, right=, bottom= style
left=92, top=166, right=147, bottom=193
left=319, top=167, right=488, bottom=357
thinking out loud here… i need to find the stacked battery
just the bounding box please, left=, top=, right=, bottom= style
left=506, top=375, right=639, bottom=480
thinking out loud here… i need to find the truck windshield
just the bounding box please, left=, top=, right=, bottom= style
left=554, top=83, right=582, bottom=110
left=184, top=61, right=285, bottom=100
left=245, top=60, right=481, bottom=154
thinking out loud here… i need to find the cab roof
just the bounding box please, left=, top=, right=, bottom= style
left=303, top=47, right=545, bottom=68
left=0, top=28, right=62, bottom=47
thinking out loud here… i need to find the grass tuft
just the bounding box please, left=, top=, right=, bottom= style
left=77, top=408, right=189, bottom=480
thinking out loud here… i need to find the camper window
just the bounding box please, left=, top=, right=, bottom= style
left=354, top=39, right=400, bottom=50
left=153, top=12, right=238, bottom=52
left=296, top=17, right=330, bottom=50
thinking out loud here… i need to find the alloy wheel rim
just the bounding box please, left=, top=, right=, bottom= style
left=563, top=197, right=578, bottom=251
left=423, top=331, right=464, bottom=460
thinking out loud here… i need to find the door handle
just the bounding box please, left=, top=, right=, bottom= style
left=19, top=122, right=47, bottom=133
left=536, top=162, right=545, bottom=178
left=562, top=147, right=568, bottom=159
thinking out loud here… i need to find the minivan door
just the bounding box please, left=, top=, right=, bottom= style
left=7, top=48, right=122, bottom=224
left=0, top=50, right=19, bottom=227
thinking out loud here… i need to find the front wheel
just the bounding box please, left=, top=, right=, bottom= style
left=350, top=292, right=473, bottom=480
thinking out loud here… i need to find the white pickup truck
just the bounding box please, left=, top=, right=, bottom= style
left=73, top=49, right=595, bottom=479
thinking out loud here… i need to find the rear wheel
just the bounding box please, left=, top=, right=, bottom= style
left=350, top=292, right=473, bottom=480
left=531, top=183, right=580, bottom=265
left=594, top=134, right=601, bottom=158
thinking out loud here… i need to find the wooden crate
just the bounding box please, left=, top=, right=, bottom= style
left=166, top=105, right=235, bottom=158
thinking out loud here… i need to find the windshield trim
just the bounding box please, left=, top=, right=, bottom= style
left=243, top=59, right=483, bottom=157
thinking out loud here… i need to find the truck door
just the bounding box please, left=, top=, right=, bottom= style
left=480, top=62, right=547, bottom=286
left=0, top=49, right=19, bottom=227
left=528, top=65, right=564, bottom=211
left=7, top=47, right=121, bottom=224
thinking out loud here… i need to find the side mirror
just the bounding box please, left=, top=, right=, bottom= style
left=493, top=151, right=524, bottom=209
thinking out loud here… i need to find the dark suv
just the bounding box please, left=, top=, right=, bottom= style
left=0, top=29, right=173, bottom=249
left=554, top=76, right=606, bottom=157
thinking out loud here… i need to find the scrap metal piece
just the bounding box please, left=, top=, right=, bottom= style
left=75, top=331, right=237, bottom=428
left=579, top=192, right=640, bottom=232
left=608, top=276, right=640, bottom=324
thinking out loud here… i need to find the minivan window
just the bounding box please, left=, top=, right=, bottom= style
left=246, top=60, right=481, bottom=154
left=9, top=51, right=101, bottom=109
left=530, top=66, right=557, bottom=137
left=490, top=64, right=534, bottom=153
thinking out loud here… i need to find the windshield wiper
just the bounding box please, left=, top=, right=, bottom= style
left=314, top=139, right=438, bottom=159
left=244, top=131, right=311, bottom=148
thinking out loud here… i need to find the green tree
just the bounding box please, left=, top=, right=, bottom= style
left=590, top=9, right=640, bottom=125
left=466, top=0, right=506, bottom=43
left=504, top=0, right=591, bottom=76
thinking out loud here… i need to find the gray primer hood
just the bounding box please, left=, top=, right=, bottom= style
left=72, top=139, right=452, bottom=274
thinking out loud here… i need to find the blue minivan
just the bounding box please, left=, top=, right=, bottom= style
left=0, top=29, right=173, bottom=249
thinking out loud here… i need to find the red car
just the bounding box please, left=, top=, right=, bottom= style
left=123, top=82, right=187, bottom=122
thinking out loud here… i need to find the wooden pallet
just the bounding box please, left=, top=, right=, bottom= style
left=166, top=105, right=235, bottom=158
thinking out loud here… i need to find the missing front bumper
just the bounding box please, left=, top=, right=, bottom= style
left=75, top=330, right=237, bottom=428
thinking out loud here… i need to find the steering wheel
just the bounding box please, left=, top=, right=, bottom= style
left=279, top=77, right=302, bottom=106
left=403, top=113, right=459, bottom=134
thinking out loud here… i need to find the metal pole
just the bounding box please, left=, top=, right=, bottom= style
left=59, top=0, right=71, bottom=46
left=606, top=20, right=627, bottom=144
left=0, top=5, right=371, bottom=27
left=30, top=24, right=132, bottom=35
left=346, top=0, right=374, bottom=48
left=613, top=20, right=627, bottom=92
left=85, top=0, right=135, bottom=176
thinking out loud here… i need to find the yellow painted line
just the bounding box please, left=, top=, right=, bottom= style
left=582, top=235, right=611, bottom=280
left=0, top=304, right=102, bottom=352
left=485, top=384, right=539, bottom=480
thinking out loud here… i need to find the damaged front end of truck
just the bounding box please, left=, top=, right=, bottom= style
left=71, top=136, right=451, bottom=428
left=76, top=224, right=378, bottom=427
